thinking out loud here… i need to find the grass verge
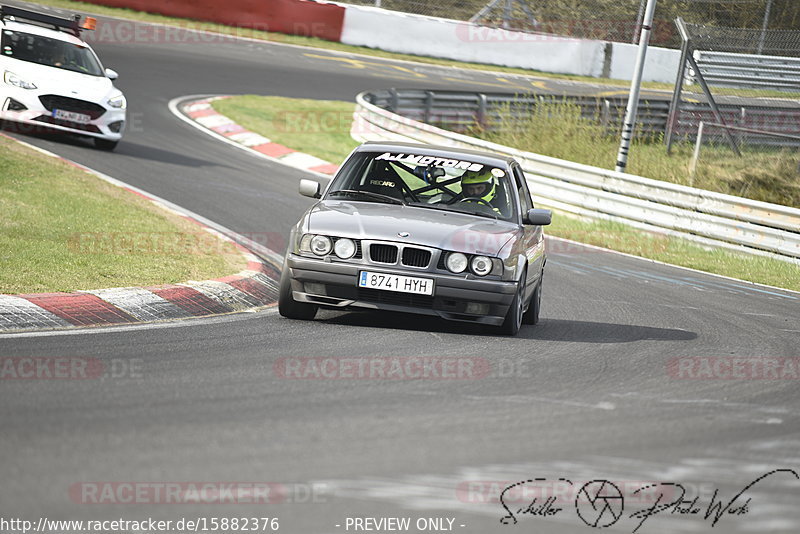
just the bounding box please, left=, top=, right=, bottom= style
left=0, top=136, right=245, bottom=293
left=211, top=94, right=799, bottom=291
left=548, top=216, right=800, bottom=292
left=476, top=101, right=800, bottom=208
left=212, top=95, right=360, bottom=165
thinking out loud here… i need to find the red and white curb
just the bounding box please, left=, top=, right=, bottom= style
left=0, top=133, right=283, bottom=333
left=170, top=96, right=339, bottom=177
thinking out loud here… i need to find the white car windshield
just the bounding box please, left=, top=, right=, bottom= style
left=1, top=29, right=103, bottom=76
left=327, top=151, right=518, bottom=221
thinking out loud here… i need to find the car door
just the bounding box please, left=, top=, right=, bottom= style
left=512, top=164, right=544, bottom=296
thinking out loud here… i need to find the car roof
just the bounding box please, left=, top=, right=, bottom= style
left=1, top=18, right=87, bottom=47
left=356, top=141, right=517, bottom=168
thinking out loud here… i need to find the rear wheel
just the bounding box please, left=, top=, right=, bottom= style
left=94, top=138, right=118, bottom=151
left=499, top=274, right=525, bottom=336
left=278, top=266, right=317, bottom=320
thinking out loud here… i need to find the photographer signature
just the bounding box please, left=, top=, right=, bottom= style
left=499, top=469, right=798, bottom=532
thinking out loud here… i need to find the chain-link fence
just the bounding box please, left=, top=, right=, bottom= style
left=664, top=17, right=800, bottom=206
left=336, top=1, right=799, bottom=48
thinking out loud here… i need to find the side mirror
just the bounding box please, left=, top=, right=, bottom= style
left=299, top=179, right=321, bottom=199
left=524, top=208, right=552, bottom=226
left=105, top=68, right=119, bottom=80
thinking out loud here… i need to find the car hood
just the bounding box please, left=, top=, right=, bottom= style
left=306, top=201, right=519, bottom=256
left=3, top=59, right=116, bottom=101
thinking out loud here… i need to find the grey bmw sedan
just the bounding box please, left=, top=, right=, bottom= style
left=278, top=141, right=551, bottom=335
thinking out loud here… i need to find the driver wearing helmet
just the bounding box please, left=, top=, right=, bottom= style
left=458, top=169, right=503, bottom=214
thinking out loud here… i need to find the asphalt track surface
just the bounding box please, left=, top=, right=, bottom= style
left=1, top=3, right=799, bottom=533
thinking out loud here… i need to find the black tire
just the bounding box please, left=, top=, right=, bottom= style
left=522, top=274, right=542, bottom=325
left=94, top=138, right=118, bottom=151
left=499, top=274, right=525, bottom=336
left=278, top=266, right=317, bottom=320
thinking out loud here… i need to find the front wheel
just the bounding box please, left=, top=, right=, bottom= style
left=499, top=275, right=525, bottom=336
left=278, top=266, right=317, bottom=320
left=522, top=275, right=542, bottom=325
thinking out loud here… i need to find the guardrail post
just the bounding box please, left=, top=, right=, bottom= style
left=424, top=91, right=434, bottom=124
left=388, top=88, right=399, bottom=113
left=689, top=121, right=704, bottom=185
left=477, top=93, right=488, bottom=129
left=601, top=99, right=611, bottom=129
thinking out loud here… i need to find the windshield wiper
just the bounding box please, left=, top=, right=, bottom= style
left=327, top=189, right=405, bottom=205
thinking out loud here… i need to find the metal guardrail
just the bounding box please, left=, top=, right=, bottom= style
left=366, top=88, right=670, bottom=138
left=353, top=90, right=800, bottom=264
left=689, top=51, right=800, bottom=93
left=366, top=88, right=800, bottom=148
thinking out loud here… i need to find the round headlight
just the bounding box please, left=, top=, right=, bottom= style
left=445, top=252, right=468, bottom=273
left=310, top=235, right=332, bottom=256
left=334, top=238, right=356, bottom=259
left=471, top=255, right=492, bottom=276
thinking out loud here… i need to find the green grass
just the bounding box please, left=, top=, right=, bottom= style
left=212, top=95, right=360, bottom=165
left=211, top=94, right=799, bottom=291
left=0, top=136, right=245, bottom=293
left=476, top=100, right=800, bottom=208
left=548, top=215, right=800, bottom=292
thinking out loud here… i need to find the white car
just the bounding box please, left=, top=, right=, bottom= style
left=0, top=5, right=125, bottom=150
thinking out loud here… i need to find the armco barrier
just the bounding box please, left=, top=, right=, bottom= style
left=368, top=88, right=800, bottom=149
left=352, top=90, right=800, bottom=263
left=82, top=0, right=345, bottom=41
left=689, top=51, right=800, bottom=93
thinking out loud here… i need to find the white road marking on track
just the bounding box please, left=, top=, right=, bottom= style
left=547, top=236, right=800, bottom=299
left=228, top=132, right=271, bottom=146
left=465, top=394, right=616, bottom=411
left=0, top=307, right=279, bottom=339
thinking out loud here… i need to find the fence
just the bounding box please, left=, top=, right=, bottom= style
left=352, top=89, right=800, bottom=264
left=367, top=88, right=800, bottom=148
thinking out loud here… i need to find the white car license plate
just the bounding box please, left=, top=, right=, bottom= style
left=53, top=109, right=91, bottom=124
left=358, top=271, right=434, bottom=296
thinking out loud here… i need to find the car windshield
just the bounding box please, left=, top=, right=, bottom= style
left=327, top=151, right=518, bottom=221
left=1, top=29, right=103, bottom=76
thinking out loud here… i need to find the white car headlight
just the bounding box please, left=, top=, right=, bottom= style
left=471, top=255, right=493, bottom=276
left=333, top=238, right=356, bottom=259
left=4, top=71, right=36, bottom=90
left=310, top=235, right=332, bottom=256
left=107, top=93, right=126, bottom=109
left=445, top=252, right=468, bottom=274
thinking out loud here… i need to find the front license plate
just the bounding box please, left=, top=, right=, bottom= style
left=53, top=109, right=91, bottom=124
left=358, top=271, right=434, bottom=296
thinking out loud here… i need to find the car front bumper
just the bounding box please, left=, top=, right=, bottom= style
left=286, top=253, right=517, bottom=326
left=0, top=89, right=125, bottom=141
